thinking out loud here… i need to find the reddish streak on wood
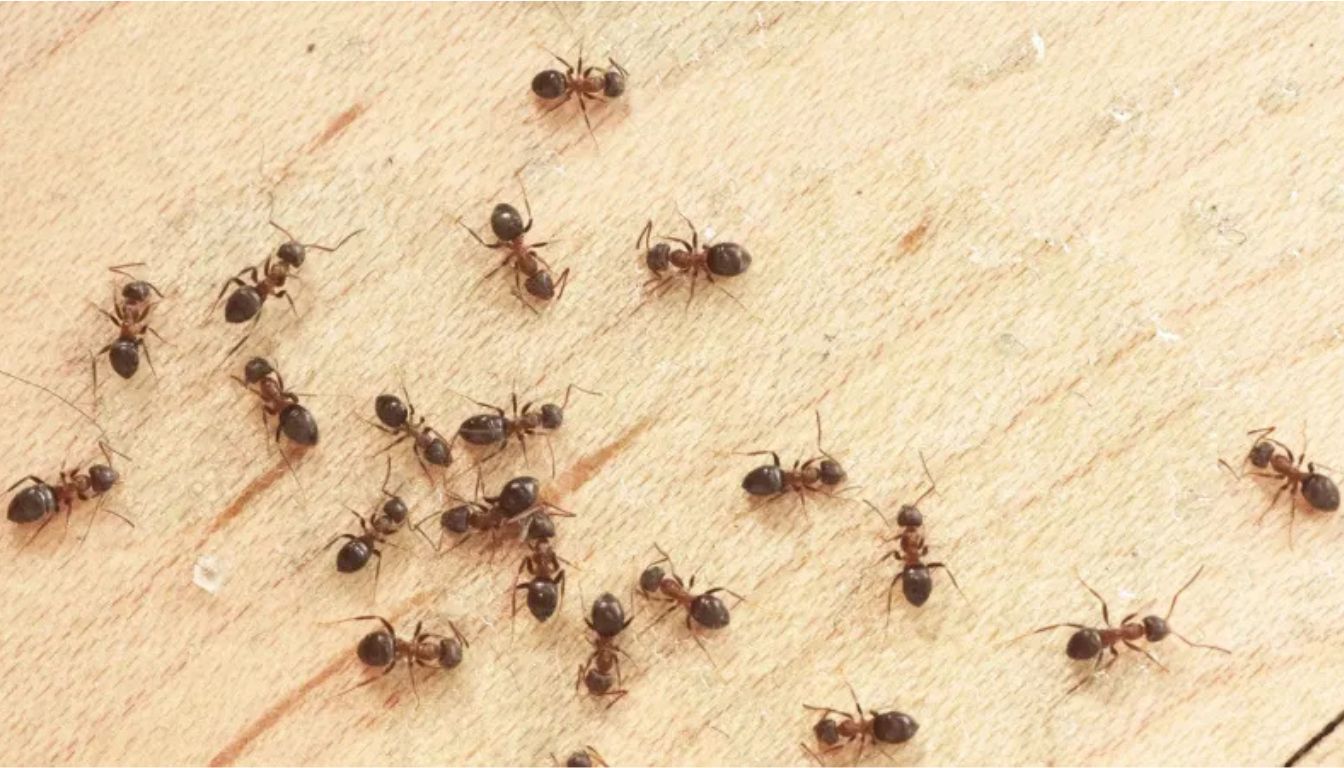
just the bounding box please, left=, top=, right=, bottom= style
left=551, top=416, right=656, bottom=498
left=307, top=102, right=368, bottom=153
left=198, top=456, right=290, bottom=544
left=897, top=218, right=930, bottom=256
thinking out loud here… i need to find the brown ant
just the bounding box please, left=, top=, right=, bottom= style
left=232, top=357, right=319, bottom=447
left=1219, top=426, right=1339, bottom=538
left=212, top=206, right=361, bottom=353
left=341, top=615, right=466, bottom=703
left=638, top=545, right=743, bottom=664
left=414, top=474, right=572, bottom=552
left=370, top=389, right=453, bottom=480
left=6, top=439, right=132, bottom=544
left=324, top=458, right=408, bottom=592
left=91, top=263, right=165, bottom=387
left=741, top=411, right=848, bottom=507
left=455, top=384, right=597, bottom=473
left=1020, top=567, right=1230, bottom=695
left=577, top=592, right=633, bottom=706
left=554, top=746, right=608, bottom=767
left=531, top=46, right=628, bottom=140
left=802, top=684, right=918, bottom=764
left=865, top=453, right=963, bottom=612
left=459, top=182, right=569, bottom=312
left=513, top=536, right=567, bottom=622
left=637, top=214, right=751, bottom=308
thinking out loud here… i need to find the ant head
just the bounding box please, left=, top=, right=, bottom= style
left=590, top=592, right=627, bottom=638
left=277, top=240, right=306, bottom=268
left=497, top=476, right=540, bottom=517
left=441, top=505, right=473, bottom=534
left=565, top=751, right=593, bottom=768
left=356, top=629, right=395, bottom=667
left=531, top=69, right=567, bottom=100
left=121, top=280, right=154, bottom=304
left=705, top=242, right=752, bottom=277
left=1302, top=472, right=1341, bottom=512
left=871, top=711, right=919, bottom=744
left=424, top=436, right=452, bottom=467
left=1066, top=628, right=1103, bottom=660
left=639, top=564, right=666, bottom=594
left=1142, top=615, right=1170, bottom=643
left=896, top=504, right=923, bottom=528
left=381, top=496, right=408, bottom=525
left=603, top=67, right=627, bottom=98
left=525, top=511, right=556, bottom=541
left=374, top=394, right=408, bottom=429
left=1249, top=441, right=1275, bottom=468
left=690, top=593, right=731, bottom=630
left=490, top=203, right=526, bottom=242
left=243, top=357, right=274, bottom=384
left=540, top=403, right=564, bottom=430
left=436, top=636, right=465, bottom=669
left=818, top=458, right=846, bottom=486
left=89, top=464, right=119, bottom=494
left=646, top=241, right=671, bottom=272
left=813, top=717, right=840, bottom=746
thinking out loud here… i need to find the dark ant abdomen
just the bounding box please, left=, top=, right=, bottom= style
left=225, top=286, right=263, bottom=323
left=458, top=414, right=506, bottom=445
left=279, top=404, right=319, bottom=446
left=901, top=565, right=933, bottom=607
left=7, top=483, right=55, bottom=524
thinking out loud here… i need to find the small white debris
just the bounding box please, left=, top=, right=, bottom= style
left=1030, top=31, right=1046, bottom=62
left=1151, top=315, right=1181, bottom=344
left=193, top=555, right=227, bottom=595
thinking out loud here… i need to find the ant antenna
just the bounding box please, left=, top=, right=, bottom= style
left=0, top=369, right=105, bottom=436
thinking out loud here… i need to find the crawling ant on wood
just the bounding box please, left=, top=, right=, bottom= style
left=802, top=683, right=918, bottom=764
left=531, top=46, right=628, bottom=140
left=513, top=536, right=567, bottom=622
left=577, top=591, right=633, bottom=705
left=6, top=439, right=132, bottom=546
left=1219, top=426, right=1339, bottom=538
left=212, top=204, right=362, bottom=352
left=324, top=458, right=408, bottom=591
left=866, top=453, right=963, bottom=612
left=638, top=545, right=743, bottom=664
left=414, top=474, right=572, bottom=552
left=459, top=182, right=569, bottom=312
left=1019, top=567, right=1230, bottom=695
left=370, top=389, right=452, bottom=480
left=637, top=214, right=751, bottom=308
left=741, top=411, right=849, bottom=508
left=91, top=263, right=165, bottom=387
left=233, top=357, right=318, bottom=447
left=555, top=746, right=608, bottom=767
left=341, top=615, right=467, bottom=703
left=455, top=384, right=597, bottom=474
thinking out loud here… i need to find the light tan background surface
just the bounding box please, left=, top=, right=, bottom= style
left=2, top=3, right=1343, bottom=766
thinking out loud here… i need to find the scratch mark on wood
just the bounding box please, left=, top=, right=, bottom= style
left=307, top=102, right=368, bottom=154
left=197, top=457, right=290, bottom=545
left=897, top=218, right=931, bottom=256
left=551, top=416, right=656, bottom=498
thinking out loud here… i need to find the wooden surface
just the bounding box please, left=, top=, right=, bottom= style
left=3, top=3, right=1344, bottom=765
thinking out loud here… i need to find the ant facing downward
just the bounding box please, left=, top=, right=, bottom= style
left=513, top=536, right=568, bottom=623
left=741, top=411, right=849, bottom=508
left=233, top=357, right=319, bottom=448
left=369, top=388, right=453, bottom=481
left=637, top=214, right=751, bottom=308
left=1019, top=567, right=1230, bottom=695
left=802, top=683, right=918, bottom=765
left=455, top=384, right=597, bottom=474
left=460, top=182, right=569, bottom=313
left=91, top=263, right=165, bottom=389
left=324, top=457, right=408, bottom=594
left=1219, top=426, right=1339, bottom=539
left=577, top=592, right=633, bottom=706
left=638, top=545, right=743, bottom=665
left=531, top=46, right=628, bottom=141
left=342, top=615, right=467, bottom=705
left=865, top=453, right=964, bottom=612
left=6, top=439, right=131, bottom=544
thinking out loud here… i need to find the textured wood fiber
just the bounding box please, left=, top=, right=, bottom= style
left=1, top=3, right=1343, bottom=766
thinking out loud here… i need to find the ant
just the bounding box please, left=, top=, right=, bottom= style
left=6, top=440, right=131, bottom=542
left=531, top=46, right=628, bottom=139
left=414, top=474, right=572, bottom=552
left=577, top=592, right=632, bottom=706
left=513, top=536, right=567, bottom=622
left=455, top=384, right=598, bottom=474
left=801, top=683, right=918, bottom=764
left=91, top=263, right=165, bottom=386
left=342, top=615, right=467, bottom=703
left=459, top=182, right=568, bottom=312
left=1219, top=426, right=1339, bottom=537
left=233, top=357, right=319, bottom=447
left=213, top=205, right=362, bottom=353
left=865, top=453, right=963, bottom=612
left=324, top=458, right=408, bottom=591
left=370, top=389, right=453, bottom=479
left=638, top=545, right=743, bottom=663
left=555, top=746, right=608, bottom=768
left=637, top=214, right=751, bottom=308
left=1020, top=567, right=1230, bottom=695
left=741, top=411, right=848, bottom=507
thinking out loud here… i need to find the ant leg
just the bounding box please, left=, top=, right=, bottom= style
left=211, top=273, right=254, bottom=312
left=1073, top=571, right=1111, bottom=627
left=374, top=433, right=413, bottom=456
left=552, top=268, right=571, bottom=301
left=576, top=92, right=598, bottom=145
left=370, top=548, right=383, bottom=600
left=686, top=615, right=721, bottom=671
left=458, top=220, right=505, bottom=250
left=139, top=339, right=157, bottom=379
left=1009, top=622, right=1090, bottom=644
left=517, top=178, right=533, bottom=233
left=703, top=586, right=746, bottom=603
left=885, top=571, right=903, bottom=625
left=323, top=532, right=357, bottom=551
left=1171, top=631, right=1231, bottom=654
left=1122, top=640, right=1167, bottom=671
left=305, top=228, right=364, bottom=253
left=1259, top=481, right=1292, bottom=524
left=928, top=562, right=967, bottom=601
left=273, top=289, right=298, bottom=318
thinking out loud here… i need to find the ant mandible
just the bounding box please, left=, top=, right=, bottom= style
left=801, top=683, right=918, bottom=764
left=513, top=536, right=567, bottom=622
left=531, top=46, right=628, bottom=140
left=91, top=263, right=165, bottom=387
left=233, top=357, right=319, bottom=447
left=1020, top=567, right=1230, bottom=695
left=577, top=592, right=632, bottom=706
left=638, top=545, right=743, bottom=664
left=1219, top=426, right=1339, bottom=538
left=637, top=213, right=751, bottom=308
left=6, top=440, right=131, bottom=543
left=741, top=411, right=848, bottom=508
left=459, top=181, right=569, bottom=313
left=455, top=384, right=598, bottom=474
left=865, top=453, right=964, bottom=612
left=370, top=388, right=453, bottom=480
left=342, top=615, right=467, bottom=704
left=324, top=458, right=408, bottom=592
